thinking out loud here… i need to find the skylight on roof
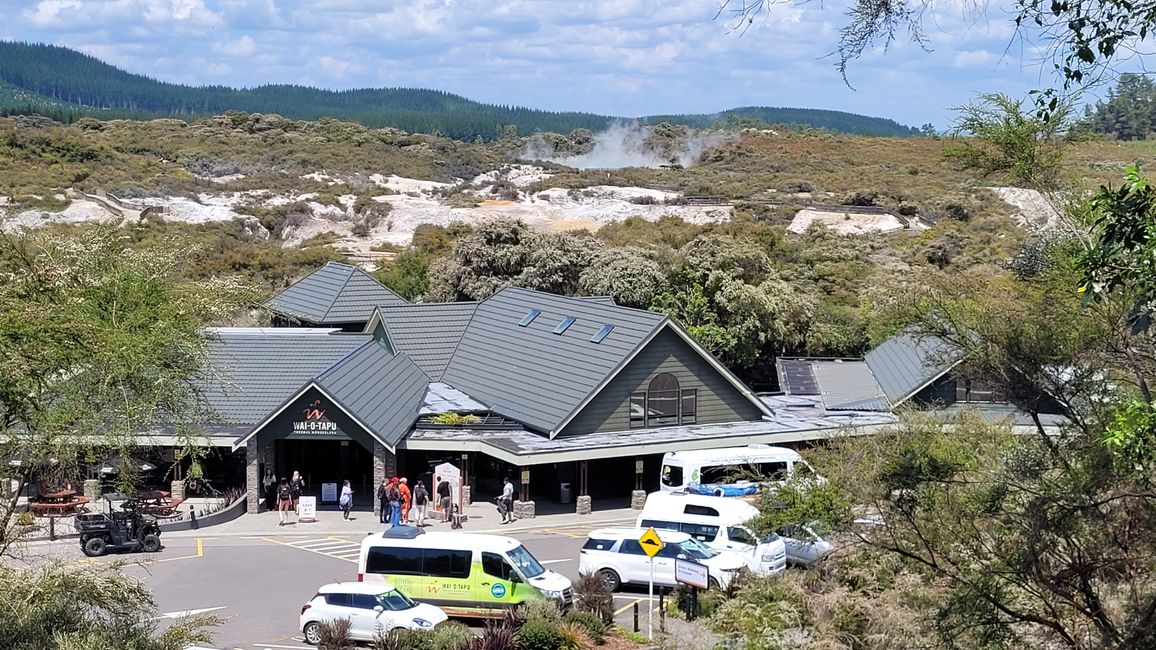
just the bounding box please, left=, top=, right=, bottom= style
left=591, top=324, right=614, bottom=343
left=554, top=316, right=576, bottom=334
left=519, top=309, right=541, bottom=327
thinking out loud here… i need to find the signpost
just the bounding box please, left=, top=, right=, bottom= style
left=638, top=527, right=663, bottom=639
left=298, top=496, right=317, bottom=523
left=675, top=557, right=709, bottom=621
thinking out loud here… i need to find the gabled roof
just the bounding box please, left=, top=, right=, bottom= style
left=200, top=329, right=373, bottom=426
left=864, top=332, right=965, bottom=407
left=264, top=261, right=407, bottom=325
left=439, top=287, right=668, bottom=435
left=367, top=302, right=479, bottom=381
left=313, top=341, right=429, bottom=448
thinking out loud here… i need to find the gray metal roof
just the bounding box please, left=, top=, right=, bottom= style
left=810, top=360, right=889, bottom=411
left=864, top=332, right=964, bottom=406
left=264, top=261, right=407, bottom=324
left=315, top=342, right=429, bottom=447
left=373, top=302, right=478, bottom=380
left=439, top=286, right=667, bottom=434
left=201, top=330, right=372, bottom=426
left=421, top=382, right=489, bottom=414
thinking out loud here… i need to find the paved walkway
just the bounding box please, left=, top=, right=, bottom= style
left=163, top=501, right=640, bottom=538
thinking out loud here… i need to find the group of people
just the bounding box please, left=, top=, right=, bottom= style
left=377, top=475, right=449, bottom=527
left=261, top=469, right=306, bottom=526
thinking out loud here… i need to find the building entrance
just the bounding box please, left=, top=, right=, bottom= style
left=275, top=439, right=373, bottom=509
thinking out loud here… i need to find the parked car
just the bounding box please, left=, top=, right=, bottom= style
left=300, top=581, right=447, bottom=645
left=74, top=494, right=162, bottom=557
left=579, top=527, right=748, bottom=592
left=636, top=491, right=787, bottom=576
left=777, top=521, right=834, bottom=567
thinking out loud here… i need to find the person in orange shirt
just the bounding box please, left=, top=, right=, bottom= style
left=399, top=477, right=412, bottom=522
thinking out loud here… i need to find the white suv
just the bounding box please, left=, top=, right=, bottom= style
left=579, top=527, right=748, bottom=591
left=300, top=582, right=447, bottom=645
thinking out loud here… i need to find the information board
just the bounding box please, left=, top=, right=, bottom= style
left=321, top=483, right=338, bottom=503
left=297, top=496, right=317, bottom=522
left=675, top=557, right=709, bottom=588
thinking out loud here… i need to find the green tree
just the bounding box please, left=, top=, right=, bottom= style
left=375, top=249, right=429, bottom=300
left=943, top=93, right=1071, bottom=189
left=578, top=247, right=666, bottom=308
left=1083, top=74, right=1156, bottom=140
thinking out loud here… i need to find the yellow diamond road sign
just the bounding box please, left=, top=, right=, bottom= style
left=639, top=527, right=664, bottom=558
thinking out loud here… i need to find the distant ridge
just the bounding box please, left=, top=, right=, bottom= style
left=0, top=41, right=919, bottom=140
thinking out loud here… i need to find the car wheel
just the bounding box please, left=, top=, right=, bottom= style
left=142, top=533, right=161, bottom=553
left=598, top=568, right=621, bottom=592
left=303, top=621, right=321, bottom=645
left=708, top=577, right=720, bottom=590
left=83, top=536, right=108, bottom=558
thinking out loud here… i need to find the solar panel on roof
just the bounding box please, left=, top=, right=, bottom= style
left=591, top=324, right=614, bottom=343
left=519, top=309, right=540, bottom=327
left=779, top=359, right=819, bottom=395
left=553, top=316, right=576, bottom=334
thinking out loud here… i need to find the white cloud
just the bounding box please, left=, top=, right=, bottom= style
left=952, top=49, right=996, bottom=68
left=212, top=35, right=256, bottom=57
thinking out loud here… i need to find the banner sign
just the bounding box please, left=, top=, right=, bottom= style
left=298, top=496, right=317, bottom=522
left=675, top=558, right=709, bottom=588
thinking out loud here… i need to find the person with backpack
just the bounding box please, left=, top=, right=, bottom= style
left=276, top=478, right=293, bottom=526
left=290, top=470, right=305, bottom=513
left=339, top=479, right=353, bottom=520
left=387, top=477, right=403, bottom=527
left=412, top=480, right=429, bottom=527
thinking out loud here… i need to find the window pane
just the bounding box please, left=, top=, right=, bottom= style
left=648, top=374, right=680, bottom=426
left=619, top=539, right=646, bottom=555
left=757, top=462, right=789, bottom=482
left=325, top=593, right=352, bottom=607
left=727, top=527, right=756, bottom=545
left=553, top=316, right=576, bottom=334
left=680, top=523, right=719, bottom=542
left=519, top=309, right=540, bottom=327
left=684, top=504, right=720, bottom=517
left=660, top=465, right=683, bottom=487
left=681, top=389, right=697, bottom=424
left=352, top=594, right=379, bottom=610
left=583, top=537, right=615, bottom=551
left=425, top=549, right=471, bottom=578
left=482, top=552, right=512, bottom=580
left=366, top=547, right=422, bottom=575
left=629, top=393, right=646, bottom=428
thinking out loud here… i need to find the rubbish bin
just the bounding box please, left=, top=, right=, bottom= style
left=559, top=482, right=572, bottom=504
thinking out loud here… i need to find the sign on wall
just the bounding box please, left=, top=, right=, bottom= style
left=321, top=483, right=338, bottom=503
left=289, top=399, right=343, bottom=438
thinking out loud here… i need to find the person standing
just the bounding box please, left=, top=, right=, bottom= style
left=290, top=470, right=304, bottom=514
left=436, top=475, right=452, bottom=523
left=376, top=478, right=390, bottom=523
left=262, top=469, right=277, bottom=512
left=399, top=477, right=412, bottom=522
left=387, top=477, right=403, bottom=527
left=412, top=480, right=429, bottom=527
left=500, top=476, right=515, bottom=524
left=339, top=480, right=353, bottom=520
left=276, top=478, right=293, bottom=526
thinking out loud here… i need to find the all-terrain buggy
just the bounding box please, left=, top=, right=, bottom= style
left=75, top=493, right=162, bottom=557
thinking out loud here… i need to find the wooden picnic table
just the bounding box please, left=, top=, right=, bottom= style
left=28, top=491, right=88, bottom=517
left=133, top=491, right=183, bottom=517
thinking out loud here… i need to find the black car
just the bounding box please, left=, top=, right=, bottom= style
left=75, top=494, right=162, bottom=557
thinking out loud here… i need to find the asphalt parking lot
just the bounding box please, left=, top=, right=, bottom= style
left=30, top=522, right=663, bottom=649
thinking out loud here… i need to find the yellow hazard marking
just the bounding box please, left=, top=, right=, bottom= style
left=156, top=537, right=204, bottom=563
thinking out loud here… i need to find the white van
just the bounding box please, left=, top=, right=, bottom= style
left=579, top=527, right=748, bottom=591
left=659, top=444, right=821, bottom=494
left=357, top=527, right=572, bottom=617
left=635, top=491, right=787, bottom=575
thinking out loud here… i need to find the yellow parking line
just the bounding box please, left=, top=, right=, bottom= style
left=260, top=536, right=357, bottom=563
left=614, top=597, right=644, bottom=616
left=156, top=538, right=203, bottom=563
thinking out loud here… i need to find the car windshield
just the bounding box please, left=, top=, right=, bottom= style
left=377, top=589, right=416, bottom=611
left=679, top=536, right=719, bottom=559
left=507, top=544, right=545, bottom=578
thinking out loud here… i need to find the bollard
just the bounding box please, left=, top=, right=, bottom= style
left=659, top=591, right=666, bottom=633
left=189, top=506, right=199, bottom=530
left=633, top=601, right=639, bottom=633
left=49, top=515, right=55, bottom=542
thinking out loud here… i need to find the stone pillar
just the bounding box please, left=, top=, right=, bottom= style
left=245, top=442, right=260, bottom=514
left=631, top=490, right=647, bottom=510
left=513, top=500, right=535, bottom=519
left=373, top=442, right=395, bottom=518
left=171, top=480, right=185, bottom=502
left=462, top=485, right=472, bottom=507
left=83, top=479, right=100, bottom=505
left=576, top=495, right=592, bottom=515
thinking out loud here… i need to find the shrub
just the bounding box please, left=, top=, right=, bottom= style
left=516, top=617, right=565, bottom=650
left=518, top=597, right=561, bottom=623
left=556, top=622, right=585, bottom=650
left=612, top=625, right=648, bottom=644
left=430, top=621, right=473, bottom=650
left=470, top=622, right=517, bottom=650
left=15, top=511, right=34, bottom=527
left=572, top=571, right=614, bottom=623
left=629, top=195, right=658, bottom=205
left=315, top=618, right=353, bottom=650
left=563, top=609, right=606, bottom=643
left=372, top=628, right=434, bottom=650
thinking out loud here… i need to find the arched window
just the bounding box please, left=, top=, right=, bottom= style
left=648, top=373, right=680, bottom=426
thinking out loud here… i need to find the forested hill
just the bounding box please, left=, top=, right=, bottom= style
left=0, top=41, right=919, bottom=139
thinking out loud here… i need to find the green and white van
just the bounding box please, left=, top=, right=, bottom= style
left=356, top=527, right=572, bottom=617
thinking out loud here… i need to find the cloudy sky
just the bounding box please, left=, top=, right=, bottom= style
left=0, top=0, right=1090, bottom=129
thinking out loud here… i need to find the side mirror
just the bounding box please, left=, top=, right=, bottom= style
left=373, top=605, right=384, bottom=613
left=676, top=553, right=688, bottom=560
left=509, top=572, right=522, bottom=583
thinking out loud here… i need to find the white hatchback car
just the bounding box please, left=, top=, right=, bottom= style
left=300, top=581, right=447, bottom=644
left=579, top=527, right=748, bottom=591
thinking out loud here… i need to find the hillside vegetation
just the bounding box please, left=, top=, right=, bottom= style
left=0, top=41, right=919, bottom=139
